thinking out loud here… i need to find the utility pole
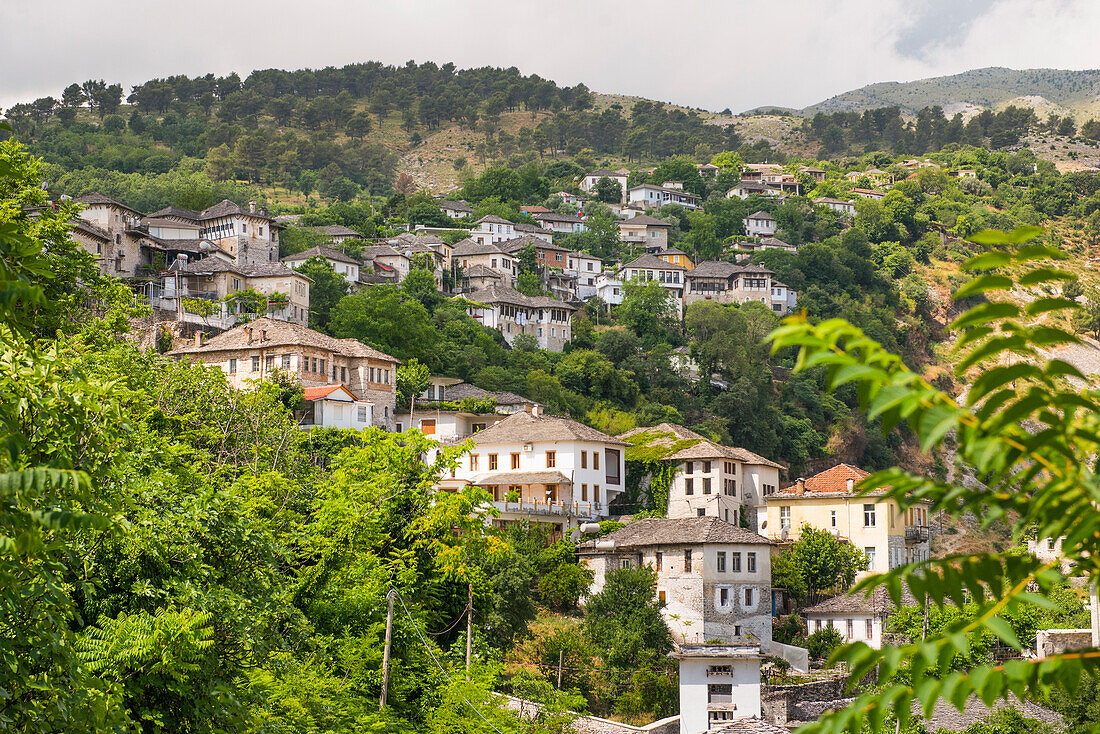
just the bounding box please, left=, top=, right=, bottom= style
left=466, top=582, right=473, bottom=680
left=380, top=589, right=395, bottom=709
left=557, top=649, right=564, bottom=689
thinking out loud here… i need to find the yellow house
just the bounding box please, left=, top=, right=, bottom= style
left=658, top=248, right=694, bottom=271
left=762, top=464, right=931, bottom=577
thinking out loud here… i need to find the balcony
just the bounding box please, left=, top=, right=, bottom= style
left=492, top=499, right=603, bottom=519
left=905, top=525, right=930, bottom=542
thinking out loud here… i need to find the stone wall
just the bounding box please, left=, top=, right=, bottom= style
left=761, top=676, right=852, bottom=726
left=1036, top=628, right=1094, bottom=658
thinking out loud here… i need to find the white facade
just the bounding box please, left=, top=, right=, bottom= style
left=579, top=171, right=629, bottom=202
left=813, top=198, right=856, bottom=216
left=566, top=251, right=603, bottom=299
left=301, top=388, right=374, bottom=430
left=471, top=217, right=518, bottom=246
left=283, top=252, right=360, bottom=286
left=805, top=612, right=885, bottom=650
left=397, top=410, right=506, bottom=442
left=594, top=272, right=624, bottom=306
left=743, top=213, right=776, bottom=238
left=628, top=184, right=701, bottom=210
left=675, top=646, right=762, bottom=734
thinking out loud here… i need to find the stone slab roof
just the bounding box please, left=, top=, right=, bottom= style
left=581, top=517, right=771, bottom=549
left=168, top=317, right=399, bottom=363
left=75, top=192, right=142, bottom=214
left=618, top=214, right=673, bottom=227
left=281, top=245, right=359, bottom=265
left=471, top=410, right=628, bottom=447
left=623, top=253, right=685, bottom=271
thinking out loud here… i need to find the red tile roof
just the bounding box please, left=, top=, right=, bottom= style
left=790, top=463, right=870, bottom=494
left=303, top=384, right=348, bottom=401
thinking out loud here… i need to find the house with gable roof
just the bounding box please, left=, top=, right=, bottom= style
left=282, top=245, right=361, bottom=286
left=579, top=168, right=629, bottom=201
left=460, top=283, right=576, bottom=351
left=683, top=261, right=795, bottom=314
left=763, top=464, right=932, bottom=577
left=168, top=317, right=400, bottom=429
left=743, top=211, right=776, bottom=238
left=299, top=384, right=375, bottom=430
left=617, top=214, right=674, bottom=251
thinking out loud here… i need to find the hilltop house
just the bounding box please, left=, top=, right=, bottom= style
left=798, top=165, right=826, bottom=182
left=438, top=199, right=473, bottom=219
left=442, top=410, right=628, bottom=541
left=532, top=211, right=587, bottom=235
left=845, top=168, right=891, bottom=185
left=452, top=239, right=517, bottom=284
left=361, top=245, right=411, bottom=282
left=617, top=214, right=673, bottom=251
left=461, top=283, right=576, bottom=351
left=565, top=250, right=603, bottom=299
left=657, top=248, right=694, bottom=270
left=579, top=517, right=773, bottom=645
left=618, top=423, right=782, bottom=532
left=299, top=384, right=375, bottom=430
left=683, top=261, right=795, bottom=314
left=168, top=317, right=400, bottom=429
left=743, top=211, right=776, bottom=238
left=282, top=245, right=361, bottom=286
left=307, top=224, right=364, bottom=246
left=763, top=464, right=932, bottom=577
left=579, top=169, right=629, bottom=201
left=812, top=198, right=856, bottom=216
left=620, top=253, right=686, bottom=313
left=628, top=184, right=701, bottom=210
left=158, top=258, right=311, bottom=328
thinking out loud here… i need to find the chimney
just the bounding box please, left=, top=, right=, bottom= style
left=846, top=477, right=855, bottom=493
left=245, top=326, right=254, bottom=344
left=248, top=200, right=256, bottom=214
left=795, top=478, right=805, bottom=495
left=193, top=331, right=204, bottom=348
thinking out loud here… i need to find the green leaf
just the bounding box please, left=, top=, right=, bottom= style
left=953, top=274, right=1014, bottom=300
left=984, top=615, right=1022, bottom=649
left=962, top=250, right=1012, bottom=270
left=967, top=226, right=1043, bottom=246
left=1026, top=297, right=1081, bottom=316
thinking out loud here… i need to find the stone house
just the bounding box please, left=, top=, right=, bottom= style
left=532, top=211, right=587, bottom=235
left=452, top=239, right=517, bottom=284
left=763, top=464, right=933, bottom=577
left=683, top=261, right=795, bottom=314
left=438, top=199, right=473, bottom=219
left=812, top=198, right=856, bottom=216
left=620, top=253, right=686, bottom=314
left=617, top=214, right=673, bottom=251
left=168, top=317, right=400, bottom=429
left=743, top=211, right=776, bottom=238
left=158, top=258, right=312, bottom=328
left=361, top=245, right=411, bottom=282
left=499, top=236, right=572, bottom=270
left=579, top=517, right=774, bottom=645
left=461, top=283, right=576, bottom=352
left=471, top=215, right=518, bottom=246
left=306, top=224, right=364, bottom=246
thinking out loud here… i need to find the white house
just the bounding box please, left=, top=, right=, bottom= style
left=532, top=211, right=587, bottom=235
left=307, top=224, right=364, bottom=246
left=673, top=644, right=764, bottom=733
left=850, top=188, right=885, bottom=201
left=594, top=272, right=625, bottom=307
left=743, top=211, right=776, bottom=238
left=298, top=384, right=374, bottom=429
left=813, top=197, right=856, bottom=216
left=579, top=517, right=773, bottom=645
left=619, top=423, right=782, bottom=533
left=471, top=215, right=518, bottom=245
left=566, top=250, right=603, bottom=299
left=628, top=184, right=701, bottom=211
left=726, top=180, right=783, bottom=200
left=802, top=588, right=916, bottom=651
left=619, top=253, right=686, bottom=314
left=438, top=199, right=473, bottom=218
left=282, top=245, right=361, bottom=286
left=443, top=410, right=629, bottom=541
left=579, top=169, right=629, bottom=202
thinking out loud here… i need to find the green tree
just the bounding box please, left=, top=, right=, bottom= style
left=771, top=524, right=868, bottom=603
left=397, top=357, right=432, bottom=426
left=616, top=279, right=677, bottom=344
left=594, top=176, right=622, bottom=203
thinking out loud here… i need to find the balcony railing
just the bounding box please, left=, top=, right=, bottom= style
left=905, top=525, right=930, bottom=542
left=492, top=500, right=604, bottom=518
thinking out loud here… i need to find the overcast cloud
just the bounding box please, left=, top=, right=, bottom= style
left=1, top=0, right=1098, bottom=113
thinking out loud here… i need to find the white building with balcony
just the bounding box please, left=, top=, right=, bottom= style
left=443, top=410, right=628, bottom=542
left=628, top=184, right=701, bottom=210
left=673, top=644, right=764, bottom=734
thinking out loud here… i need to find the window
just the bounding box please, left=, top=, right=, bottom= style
left=1047, top=538, right=1056, bottom=550
left=703, top=478, right=712, bottom=494
left=865, top=547, right=876, bottom=568
left=605, top=449, right=619, bottom=484
left=684, top=549, right=692, bottom=573
left=780, top=506, right=791, bottom=530
left=731, top=552, right=741, bottom=572
left=863, top=504, right=876, bottom=527
left=658, top=590, right=666, bottom=603
left=281, top=354, right=291, bottom=370
left=697, top=508, right=706, bottom=517
left=716, top=552, right=726, bottom=572
left=831, top=510, right=837, bottom=527
left=747, top=552, right=756, bottom=573
left=866, top=619, right=874, bottom=638
left=546, top=451, right=556, bottom=468
left=320, top=359, right=326, bottom=375
left=581, top=484, right=587, bottom=501
left=621, top=559, right=631, bottom=569
left=370, top=368, right=376, bottom=383
left=734, top=625, right=742, bottom=636
left=846, top=619, right=854, bottom=638
left=719, top=587, right=729, bottom=606
left=581, top=451, right=587, bottom=469
left=420, top=419, right=435, bottom=435
left=311, top=357, right=318, bottom=373
left=511, top=453, right=520, bottom=470
left=228, top=358, right=237, bottom=375
left=489, top=454, right=498, bottom=470
left=265, top=355, right=275, bottom=371
left=470, top=454, right=479, bottom=471
left=357, top=405, right=368, bottom=422
left=685, top=461, right=693, bottom=474
left=594, top=485, right=600, bottom=502
left=341, top=366, right=347, bottom=382
left=704, top=461, right=712, bottom=473
left=655, top=552, right=662, bottom=571
left=251, top=356, right=260, bottom=371
left=816, top=619, right=823, bottom=632
left=545, top=484, right=558, bottom=502
left=595, top=450, right=601, bottom=469
left=685, top=478, right=694, bottom=496
left=744, top=588, right=754, bottom=606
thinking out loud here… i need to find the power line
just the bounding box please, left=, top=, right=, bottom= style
left=391, top=588, right=508, bottom=734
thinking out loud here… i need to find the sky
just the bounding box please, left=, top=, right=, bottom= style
left=2, top=0, right=1099, bottom=113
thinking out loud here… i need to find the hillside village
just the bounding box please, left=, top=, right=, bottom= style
left=4, top=59, right=1100, bottom=734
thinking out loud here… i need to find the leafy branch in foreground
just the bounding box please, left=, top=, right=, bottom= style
left=769, top=226, right=1100, bottom=734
